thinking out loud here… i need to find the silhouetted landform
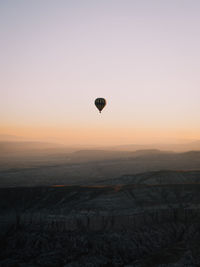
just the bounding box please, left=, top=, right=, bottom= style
left=1, top=139, right=200, bottom=158
left=111, top=140, right=200, bottom=152
left=1, top=170, right=200, bottom=265
left=0, top=149, right=200, bottom=187
left=71, top=148, right=171, bottom=162
left=1, top=144, right=200, bottom=265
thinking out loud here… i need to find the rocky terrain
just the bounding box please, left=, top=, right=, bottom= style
left=1, top=169, right=200, bottom=266
left=1, top=146, right=200, bottom=266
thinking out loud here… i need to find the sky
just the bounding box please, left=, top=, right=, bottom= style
left=1, top=0, right=200, bottom=145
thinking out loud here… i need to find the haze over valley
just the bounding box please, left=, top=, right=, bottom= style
left=1, top=139, right=200, bottom=187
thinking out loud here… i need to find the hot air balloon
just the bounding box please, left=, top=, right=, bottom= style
left=95, top=98, right=106, bottom=113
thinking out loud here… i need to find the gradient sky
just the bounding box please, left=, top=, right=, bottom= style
left=1, top=0, right=200, bottom=145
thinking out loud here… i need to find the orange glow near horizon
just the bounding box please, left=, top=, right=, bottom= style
left=1, top=1, right=200, bottom=146
left=1, top=124, right=199, bottom=146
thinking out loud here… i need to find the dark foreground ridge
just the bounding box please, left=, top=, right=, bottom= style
left=1, top=170, right=200, bottom=266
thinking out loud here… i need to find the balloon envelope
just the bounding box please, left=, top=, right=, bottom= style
left=95, top=98, right=106, bottom=113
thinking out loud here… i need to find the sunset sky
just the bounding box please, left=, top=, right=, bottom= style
left=1, top=0, right=200, bottom=145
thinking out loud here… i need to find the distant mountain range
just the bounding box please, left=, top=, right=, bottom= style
left=0, top=135, right=200, bottom=155
left=111, top=140, right=200, bottom=152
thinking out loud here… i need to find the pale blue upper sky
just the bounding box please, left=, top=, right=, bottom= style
left=1, top=0, right=200, bottom=144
